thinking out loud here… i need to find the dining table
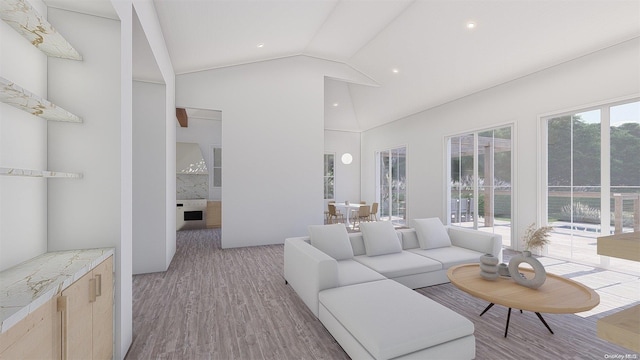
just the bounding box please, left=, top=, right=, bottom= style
left=333, top=202, right=368, bottom=228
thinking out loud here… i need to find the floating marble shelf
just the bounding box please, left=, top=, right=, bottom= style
left=0, top=77, right=82, bottom=122
left=0, top=167, right=83, bottom=179
left=0, top=0, right=82, bottom=60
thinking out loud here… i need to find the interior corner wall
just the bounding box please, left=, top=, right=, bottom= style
left=131, top=0, right=177, bottom=271
left=324, top=130, right=361, bottom=203
left=177, top=56, right=331, bottom=248
left=46, top=6, right=131, bottom=359
left=46, top=7, right=121, bottom=266
left=133, top=81, right=167, bottom=274
left=0, top=0, right=48, bottom=271
left=360, top=38, right=640, bottom=243
left=112, top=1, right=134, bottom=357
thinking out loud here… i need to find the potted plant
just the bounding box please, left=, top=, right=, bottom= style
left=522, top=223, right=553, bottom=255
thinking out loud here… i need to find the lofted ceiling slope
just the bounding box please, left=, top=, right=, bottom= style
left=154, top=0, right=639, bottom=132
left=45, top=0, right=640, bottom=132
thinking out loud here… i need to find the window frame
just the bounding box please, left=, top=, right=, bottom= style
left=324, top=152, right=335, bottom=200
left=375, top=145, right=408, bottom=225
left=444, top=122, right=516, bottom=249
left=539, top=95, right=640, bottom=266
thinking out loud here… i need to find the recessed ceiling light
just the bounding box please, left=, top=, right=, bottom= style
left=332, top=103, right=339, bottom=107
left=257, top=43, right=264, bottom=48
left=466, top=22, right=476, bottom=29
left=392, top=68, right=399, bottom=74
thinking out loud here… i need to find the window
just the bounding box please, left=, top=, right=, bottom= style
left=544, top=99, right=639, bottom=268
left=212, top=147, right=222, bottom=187
left=376, top=147, right=406, bottom=225
left=447, top=125, right=513, bottom=248
left=324, top=153, right=334, bottom=199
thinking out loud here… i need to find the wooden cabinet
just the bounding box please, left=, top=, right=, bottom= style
left=0, top=296, right=61, bottom=359
left=60, top=256, right=113, bottom=360
left=0, top=256, right=113, bottom=360
left=91, top=258, right=114, bottom=360
left=596, top=232, right=640, bottom=352
left=207, top=201, right=221, bottom=228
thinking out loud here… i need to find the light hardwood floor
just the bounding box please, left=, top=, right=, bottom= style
left=126, top=229, right=638, bottom=359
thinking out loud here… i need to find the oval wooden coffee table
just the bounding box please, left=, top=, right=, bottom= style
left=447, top=263, right=600, bottom=337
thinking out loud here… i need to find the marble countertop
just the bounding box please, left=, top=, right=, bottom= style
left=0, top=248, right=114, bottom=333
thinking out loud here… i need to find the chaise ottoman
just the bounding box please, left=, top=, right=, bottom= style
left=318, top=279, right=475, bottom=359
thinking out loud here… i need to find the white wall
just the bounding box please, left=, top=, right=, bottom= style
left=0, top=0, right=48, bottom=271
left=176, top=117, right=221, bottom=200
left=47, top=9, right=121, bottom=250
left=116, top=4, right=134, bottom=358
left=133, top=81, right=167, bottom=274
left=45, top=6, right=131, bottom=358
left=132, top=0, right=177, bottom=279
left=361, top=38, right=640, bottom=248
left=113, top=3, right=134, bottom=357
left=177, top=56, right=371, bottom=247
left=324, top=130, right=361, bottom=203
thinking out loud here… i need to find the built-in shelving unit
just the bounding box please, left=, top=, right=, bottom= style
left=1, top=0, right=84, bottom=179
left=596, top=231, right=640, bottom=353
left=0, top=167, right=82, bottom=179
left=0, top=76, right=82, bottom=122
left=0, top=0, right=82, bottom=60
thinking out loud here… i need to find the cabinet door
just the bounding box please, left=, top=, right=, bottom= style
left=0, top=296, right=61, bottom=360
left=61, top=271, right=93, bottom=360
left=92, top=257, right=113, bottom=360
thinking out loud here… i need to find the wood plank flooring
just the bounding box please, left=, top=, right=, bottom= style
left=126, top=229, right=638, bottom=359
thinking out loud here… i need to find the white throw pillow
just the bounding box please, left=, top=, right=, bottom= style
left=309, top=224, right=354, bottom=260
left=413, top=218, right=452, bottom=249
left=359, top=221, right=402, bottom=256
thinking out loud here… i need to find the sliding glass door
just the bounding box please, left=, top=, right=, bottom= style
left=377, top=147, right=406, bottom=225
left=544, top=99, right=639, bottom=268
left=447, top=125, right=513, bottom=248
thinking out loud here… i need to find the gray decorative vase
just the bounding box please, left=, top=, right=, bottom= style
left=479, top=253, right=499, bottom=280
left=508, top=250, right=546, bottom=289
left=498, top=263, right=510, bottom=277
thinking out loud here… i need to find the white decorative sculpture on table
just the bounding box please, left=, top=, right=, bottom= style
left=508, top=223, right=553, bottom=289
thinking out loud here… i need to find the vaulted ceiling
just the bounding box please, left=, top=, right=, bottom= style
left=45, top=0, right=640, bottom=132
left=153, top=0, right=640, bottom=132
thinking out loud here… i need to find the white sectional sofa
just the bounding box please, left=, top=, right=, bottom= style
left=284, top=218, right=502, bottom=360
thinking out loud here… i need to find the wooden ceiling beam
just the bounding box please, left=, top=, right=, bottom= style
left=176, top=108, right=188, bottom=127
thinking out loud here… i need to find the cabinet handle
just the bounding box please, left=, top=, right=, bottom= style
left=95, top=274, right=102, bottom=297
left=57, top=296, right=69, bottom=360
left=89, top=278, right=97, bottom=303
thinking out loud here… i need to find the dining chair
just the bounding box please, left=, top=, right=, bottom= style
left=350, top=201, right=367, bottom=220
left=327, top=203, right=344, bottom=224
left=352, top=205, right=371, bottom=230
left=325, top=200, right=337, bottom=223
left=369, top=202, right=379, bottom=221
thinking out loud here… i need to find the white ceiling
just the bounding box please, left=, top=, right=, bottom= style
left=153, top=0, right=640, bottom=132
left=45, top=0, right=640, bottom=132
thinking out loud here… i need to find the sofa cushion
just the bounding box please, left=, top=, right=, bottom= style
left=309, top=224, right=354, bottom=260
left=409, top=246, right=485, bottom=269
left=360, top=221, right=402, bottom=256
left=398, top=229, right=420, bottom=249
left=319, top=279, right=474, bottom=360
left=348, top=233, right=367, bottom=256
left=354, top=251, right=441, bottom=278
left=336, top=259, right=386, bottom=287
left=413, top=218, right=452, bottom=249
